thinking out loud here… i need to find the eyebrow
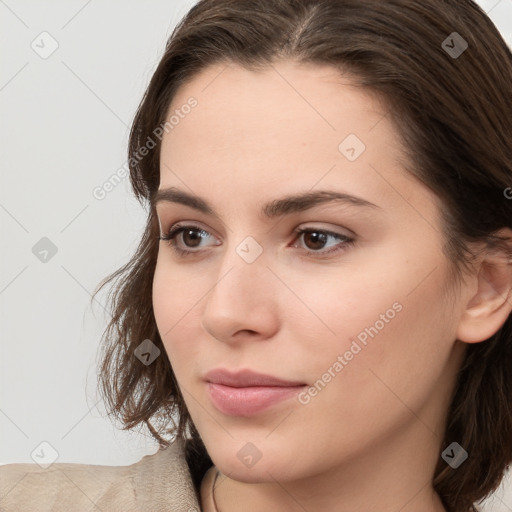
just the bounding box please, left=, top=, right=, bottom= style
left=152, top=187, right=381, bottom=219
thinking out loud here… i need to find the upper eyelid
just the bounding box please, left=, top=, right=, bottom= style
left=154, top=198, right=377, bottom=232
left=156, top=215, right=356, bottom=236
left=163, top=221, right=212, bottom=237
left=160, top=220, right=351, bottom=237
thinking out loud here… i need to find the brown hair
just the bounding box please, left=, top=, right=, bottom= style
left=92, top=1, right=512, bottom=510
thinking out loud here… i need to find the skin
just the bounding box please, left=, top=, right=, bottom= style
left=152, top=60, right=512, bottom=512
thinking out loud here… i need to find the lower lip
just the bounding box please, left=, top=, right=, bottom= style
left=206, top=383, right=306, bottom=416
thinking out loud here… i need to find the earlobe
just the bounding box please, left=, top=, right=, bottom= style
left=456, top=232, right=512, bottom=344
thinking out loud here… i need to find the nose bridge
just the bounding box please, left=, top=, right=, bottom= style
left=201, top=233, right=277, bottom=338
left=209, top=234, right=268, bottom=307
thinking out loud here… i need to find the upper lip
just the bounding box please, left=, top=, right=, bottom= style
left=204, top=368, right=306, bottom=388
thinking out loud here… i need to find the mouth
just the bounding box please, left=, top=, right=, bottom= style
left=204, top=368, right=307, bottom=416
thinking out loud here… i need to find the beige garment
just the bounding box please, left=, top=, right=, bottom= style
left=0, top=442, right=487, bottom=512
left=0, top=438, right=203, bottom=511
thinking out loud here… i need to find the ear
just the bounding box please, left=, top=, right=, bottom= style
left=456, top=228, right=512, bottom=344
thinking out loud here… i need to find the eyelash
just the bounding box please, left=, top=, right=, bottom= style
left=158, top=223, right=355, bottom=259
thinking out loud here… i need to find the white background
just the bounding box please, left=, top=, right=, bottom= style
left=1, top=1, right=511, bottom=510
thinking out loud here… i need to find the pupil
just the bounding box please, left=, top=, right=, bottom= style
left=184, top=229, right=202, bottom=247
left=305, top=232, right=326, bottom=250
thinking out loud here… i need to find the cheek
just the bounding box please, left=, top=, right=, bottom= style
left=152, top=253, right=204, bottom=328
left=277, top=270, right=455, bottom=473
left=305, top=269, right=454, bottom=423
left=289, top=252, right=455, bottom=402
left=152, top=258, right=198, bottom=375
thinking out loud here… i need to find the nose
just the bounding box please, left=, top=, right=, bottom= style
left=200, top=242, right=280, bottom=345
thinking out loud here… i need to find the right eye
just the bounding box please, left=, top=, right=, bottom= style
left=159, top=223, right=220, bottom=256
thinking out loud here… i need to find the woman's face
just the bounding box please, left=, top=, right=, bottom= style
left=153, top=60, right=469, bottom=486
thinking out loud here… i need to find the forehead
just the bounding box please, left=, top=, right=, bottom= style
left=158, top=60, right=434, bottom=221
left=164, top=60, right=390, bottom=152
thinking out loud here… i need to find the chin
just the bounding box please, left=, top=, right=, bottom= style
left=206, top=443, right=304, bottom=484
left=214, top=460, right=283, bottom=483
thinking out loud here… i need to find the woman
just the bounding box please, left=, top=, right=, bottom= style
left=1, top=1, right=511, bottom=511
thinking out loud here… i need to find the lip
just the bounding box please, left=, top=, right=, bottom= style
left=204, top=368, right=307, bottom=417
left=204, top=368, right=306, bottom=387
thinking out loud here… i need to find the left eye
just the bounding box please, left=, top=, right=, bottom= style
left=292, top=228, right=354, bottom=254
left=159, top=225, right=355, bottom=257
